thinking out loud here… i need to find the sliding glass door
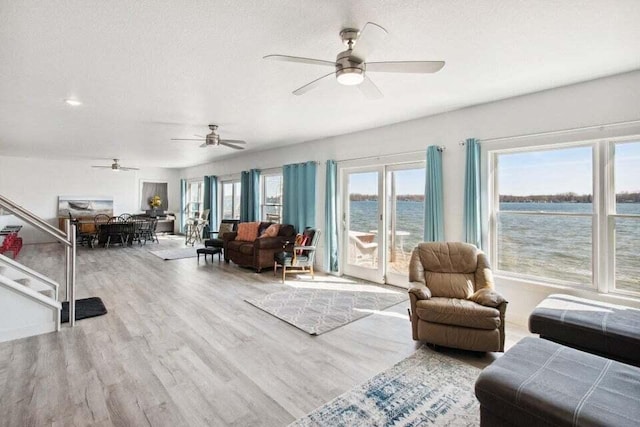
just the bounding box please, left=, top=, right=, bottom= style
left=384, top=165, right=425, bottom=286
left=343, top=168, right=384, bottom=283
left=342, top=162, right=425, bottom=287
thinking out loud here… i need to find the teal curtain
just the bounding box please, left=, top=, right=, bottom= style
left=424, top=146, right=444, bottom=241
left=240, top=169, right=260, bottom=222
left=203, top=175, right=218, bottom=237
left=283, top=161, right=316, bottom=232
left=180, top=179, right=187, bottom=233
left=325, top=160, right=339, bottom=272
left=464, top=138, right=482, bottom=248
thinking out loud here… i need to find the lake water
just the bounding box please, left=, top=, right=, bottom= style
left=350, top=200, right=640, bottom=292
left=349, top=200, right=425, bottom=252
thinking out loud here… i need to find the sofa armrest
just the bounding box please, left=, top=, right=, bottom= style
left=468, top=288, right=507, bottom=308
left=408, top=286, right=431, bottom=341
left=409, top=286, right=432, bottom=300
left=469, top=288, right=508, bottom=352
left=222, top=231, right=238, bottom=242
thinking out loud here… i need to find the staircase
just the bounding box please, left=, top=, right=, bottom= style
left=0, top=194, right=76, bottom=343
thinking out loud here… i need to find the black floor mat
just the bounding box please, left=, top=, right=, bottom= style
left=61, top=297, right=108, bottom=323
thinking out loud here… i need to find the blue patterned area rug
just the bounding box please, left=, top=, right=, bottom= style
left=289, top=347, right=480, bottom=426
left=245, top=287, right=407, bottom=335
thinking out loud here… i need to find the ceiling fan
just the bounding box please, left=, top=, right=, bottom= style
left=171, top=124, right=246, bottom=150
left=92, top=159, right=139, bottom=172
left=264, top=22, right=445, bottom=99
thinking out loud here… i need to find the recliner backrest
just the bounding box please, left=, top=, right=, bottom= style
left=409, top=242, right=480, bottom=299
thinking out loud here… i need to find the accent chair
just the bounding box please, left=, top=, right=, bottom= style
left=274, top=228, right=320, bottom=283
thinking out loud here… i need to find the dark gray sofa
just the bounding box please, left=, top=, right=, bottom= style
left=529, top=293, right=640, bottom=366
left=475, top=337, right=640, bottom=426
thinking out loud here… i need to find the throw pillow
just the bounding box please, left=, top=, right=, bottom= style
left=260, top=223, right=280, bottom=238
left=236, top=222, right=260, bottom=242
left=294, top=233, right=308, bottom=255
left=218, top=222, right=234, bottom=235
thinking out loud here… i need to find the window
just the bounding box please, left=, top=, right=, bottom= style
left=185, top=180, right=204, bottom=219
left=221, top=180, right=241, bottom=219
left=612, top=141, right=640, bottom=294
left=490, top=138, right=640, bottom=296
left=261, top=173, right=283, bottom=222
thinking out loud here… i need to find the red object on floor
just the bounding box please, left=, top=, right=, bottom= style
left=0, top=232, right=23, bottom=259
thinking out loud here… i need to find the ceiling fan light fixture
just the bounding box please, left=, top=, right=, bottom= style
left=336, top=68, right=364, bottom=86
left=64, top=98, right=82, bottom=106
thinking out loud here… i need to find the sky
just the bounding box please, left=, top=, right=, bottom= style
left=348, top=168, right=425, bottom=195
left=346, top=141, right=640, bottom=196
left=499, top=141, right=640, bottom=196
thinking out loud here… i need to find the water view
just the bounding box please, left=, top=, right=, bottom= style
left=499, top=202, right=640, bottom=292
left=349, top=199, right=640, bottom=292
left=350, top=199, right=424, bottom=253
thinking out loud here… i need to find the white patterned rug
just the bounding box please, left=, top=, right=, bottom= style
left=289, top=347, right=480, bottom=426
left=245, top=287, right=407, bottom=335
left=148, top=245, right=202, bottom=260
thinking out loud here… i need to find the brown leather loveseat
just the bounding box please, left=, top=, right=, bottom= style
left=223, top=222, right=296, bottom=272
left=408, top=242, right=508, bottom=352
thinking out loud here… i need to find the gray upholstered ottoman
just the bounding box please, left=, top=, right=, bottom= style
left=475, top=337, right=640, bottom=426
left=529, top=294, right=640, bottom=366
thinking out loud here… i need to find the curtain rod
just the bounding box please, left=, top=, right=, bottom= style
left=336, top=146, right=445, bottom=164
left=459, top=118, right=640, bottom=146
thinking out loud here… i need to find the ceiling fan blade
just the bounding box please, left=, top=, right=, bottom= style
left=219, top=141, right=245, bottom=150
left=171, top=138, right=206, bottom=141
left=349, top=22, right=388, bottom=63
left=219, top=139, right=246, bottom=145
left=263, top=54, right=335, bottom=67
left=359, top=75, right=383, bottom=100
left=119, top=167, right=140, bottom=171
left=366, top=61, right=445, bottom=74
left=292, top=72, right=335, bottom=96
left=199, top=143, right=209, bottom=148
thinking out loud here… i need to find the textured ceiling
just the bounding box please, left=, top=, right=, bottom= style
left=1, top=1, right=639, bottom=168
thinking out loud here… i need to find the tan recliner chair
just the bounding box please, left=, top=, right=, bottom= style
left=408, top=242, right=507, bottom=352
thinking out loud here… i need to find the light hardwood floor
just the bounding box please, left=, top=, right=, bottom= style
left=0, top=238, right=530, bottom=426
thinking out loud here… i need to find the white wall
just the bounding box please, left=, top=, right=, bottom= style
left=181, top=70, right=640, bottom=324
left=0, top=156, right=180, bottom=243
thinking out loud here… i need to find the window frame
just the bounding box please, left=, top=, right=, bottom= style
left=260, top=171, right=283, bottom=223
left=489, top=140, right=600, bottom=290
left=488, top=136, right=640, bottom=297
left=606, top=140, right=640, bottom=296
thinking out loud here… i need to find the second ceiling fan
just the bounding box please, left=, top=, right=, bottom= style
left=171, top=125, right=246, bottom=150
left=264, top=22, right=445, bottom=99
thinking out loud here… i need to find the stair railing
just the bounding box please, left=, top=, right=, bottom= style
left=0, top=194, right=76, bottom=326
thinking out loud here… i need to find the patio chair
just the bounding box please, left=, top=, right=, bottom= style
left=348, top=231, right=378, bottom=266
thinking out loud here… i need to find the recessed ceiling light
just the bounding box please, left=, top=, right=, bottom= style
left=64, top=99, right=82, bottom=106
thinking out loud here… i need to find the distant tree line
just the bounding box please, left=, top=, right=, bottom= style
left=500, top=192, right=640, bottom=203
left=350, top=194, right=424, bottom=202
left=616, top=192, right=640, bottom=203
